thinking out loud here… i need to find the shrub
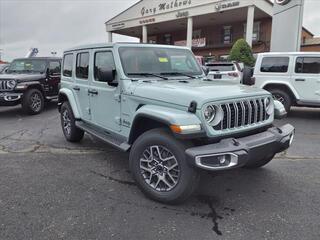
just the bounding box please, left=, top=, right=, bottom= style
left=229, top=39, right=255, bottom=67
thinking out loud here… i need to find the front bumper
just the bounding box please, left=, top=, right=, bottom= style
left=0, top=92, right=23, bottom=106
left=185, top=124, right=294, bottom=171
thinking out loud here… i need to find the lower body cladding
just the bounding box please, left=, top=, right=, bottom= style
left=185, top=124, right=295, bottom=171
left=0, top=92, right=22, bottom=106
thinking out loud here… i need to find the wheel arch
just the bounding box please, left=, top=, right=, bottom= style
left=58, top=88, right=81, bottom=119
left=128, top=105, right=202, bottom=144
left=263, top=83, right=298, bottom=103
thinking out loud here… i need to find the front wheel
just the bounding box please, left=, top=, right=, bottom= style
left=129, top=128, right=199, bottom=204
left=22, top=89, right=44, bottom=115
left=269, top=89, right=292, bottom=113
left=60, top=102, right=84, bottom=142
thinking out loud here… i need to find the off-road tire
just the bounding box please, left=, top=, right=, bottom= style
left=60, top=101, right=84, bottom=142
left=22, top=88, right=45, bottom=115
left=129, top=128, right=200, bottom=204
left=269, top=88, right=292, bottom=113
left=243, top=154, right=275, bottom=169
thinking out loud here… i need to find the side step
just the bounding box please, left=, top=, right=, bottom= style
left=75, top=121, right=131, bottom=152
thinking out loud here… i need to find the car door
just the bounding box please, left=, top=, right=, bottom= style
left=63, top=52, right=91, bottom=121
left=89, top=49, right=121, bottom=132
left=47, top=60, right=61, bottom=96
left=292, top=56, right=320, bottom=102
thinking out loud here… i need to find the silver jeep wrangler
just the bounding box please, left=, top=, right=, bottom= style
left=58, top=43, right=294, bottom=204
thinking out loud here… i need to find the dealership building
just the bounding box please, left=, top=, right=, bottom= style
left=105, top=0, right=319, bottom=61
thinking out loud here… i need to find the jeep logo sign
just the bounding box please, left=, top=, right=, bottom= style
left=275, top=0, right=291, bottom=5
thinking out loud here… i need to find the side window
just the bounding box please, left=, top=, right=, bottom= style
left=94, top=51, right=115, bottom=82
left=295, top=57, right=320, bottom=74
left=260, top=57, right=289, bottom=73
left=76, top=52, right=89, bottom=79
left=63, top=54, right=73, bottom=77
left=49, top=61, right=61, bottom=75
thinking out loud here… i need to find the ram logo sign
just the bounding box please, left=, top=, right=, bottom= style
left=275, top=0, right=291, bottom=5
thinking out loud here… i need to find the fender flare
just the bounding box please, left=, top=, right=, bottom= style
left=261, top=81, right=299, bottom=100
left=58, top=88, right=81, bottom=119
left=128, top=105, right=202, bottom=143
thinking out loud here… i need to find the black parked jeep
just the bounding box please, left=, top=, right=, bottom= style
left=0, top=57, right=61, bottom=114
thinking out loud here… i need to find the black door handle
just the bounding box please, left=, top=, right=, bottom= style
left=295, top=78, right=306, bottom=82
left=88, top=89, right=98, bottom=95
left=73, top=86, right=80, bottom=91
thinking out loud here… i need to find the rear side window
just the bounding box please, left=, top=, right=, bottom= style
left=76, top=52, right=89, bottom=79
left=94, top=51, right=115, bottom=81
left=295, top=57, right=320, bottom=74
left=63, top=54, right=73, bottom=77
left=260, top=57, right=289, bottom=73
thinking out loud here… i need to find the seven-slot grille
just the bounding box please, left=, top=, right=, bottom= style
left=0, top=80, right=12, bottom=91
left=213, top=98, right=268, bottom=131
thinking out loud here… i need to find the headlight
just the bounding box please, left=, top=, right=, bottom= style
left=265, top=97, right=274, bottom=115
left=6, top=80, right=16, bottom=89
left=203, top=105, right=223, bottom=126
left=203, top=105, right=216, bottom=123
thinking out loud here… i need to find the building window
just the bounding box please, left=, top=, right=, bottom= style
left=223, top=26, right=232, bottom=44
left=295, top=57, right=320, bottom=74
left=193, top=30, right=201, bottom=39
left=244, top=22, right=261, bottom=42
left=260, top=57, right=289, bottom=73
left=164, top=34, right=172, bottom=45
left=76, top=52, right=89, bottom=79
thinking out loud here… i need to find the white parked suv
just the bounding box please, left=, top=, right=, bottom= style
left=253, top=52, right=320, bottom=112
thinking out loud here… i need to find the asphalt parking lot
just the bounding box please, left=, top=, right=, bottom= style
left=0, top=103, right=319, bottom=240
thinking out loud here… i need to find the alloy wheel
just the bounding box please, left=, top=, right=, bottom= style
left=30, top=93, right=42, bottom=112
left=62, top=109, right=72, bottom=136
left=139, top=145, right=180, bottom=192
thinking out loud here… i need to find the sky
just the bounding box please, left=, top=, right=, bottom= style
left=0, top=0, right=320, bottom=61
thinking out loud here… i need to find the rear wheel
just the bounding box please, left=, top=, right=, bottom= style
left=60, top=101, right=84, bottom=142
left=269, top=89, right=292, bottom=113
left=22, top=89, right=44, bottom=115
left=129, top=128, right=199, bottom=204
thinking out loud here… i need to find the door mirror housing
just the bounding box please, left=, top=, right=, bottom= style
left=97, top=67, right=116, bottom=83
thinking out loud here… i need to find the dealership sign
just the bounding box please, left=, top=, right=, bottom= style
left=215, top=1, right=240, bottom=11
left=174, top=38, right=206, bottom=48
left=141, top=0, right=192, bottom=16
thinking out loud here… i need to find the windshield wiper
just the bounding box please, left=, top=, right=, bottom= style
left=160, top=72, right=196, bottom=79
left=127, top=73, right=168, bottom=80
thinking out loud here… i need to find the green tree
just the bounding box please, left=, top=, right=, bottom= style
left=229, top=39, right=255, bottom=67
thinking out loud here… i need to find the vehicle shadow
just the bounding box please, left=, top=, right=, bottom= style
left=0, top=101, right=58, bottom=119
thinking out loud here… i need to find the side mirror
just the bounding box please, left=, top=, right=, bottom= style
left=202, top=66, right=209, bottom=76
left=242, top=66, right=255, bottom=86
left=97, top=67, right=116, bottom=83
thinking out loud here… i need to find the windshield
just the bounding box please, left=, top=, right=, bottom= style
left=119, top=47, right=202, bottom=78
left=207, top=64, right=235, bottom=72
left=7, top=59, right=47, bottom=73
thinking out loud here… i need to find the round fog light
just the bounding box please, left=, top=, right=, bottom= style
left=218, top=155, right=226, bottom=165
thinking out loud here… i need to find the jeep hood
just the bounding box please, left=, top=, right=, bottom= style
left=0, top=73, right=44, bottom=82
left=130, top=80, right=269, bottom=107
